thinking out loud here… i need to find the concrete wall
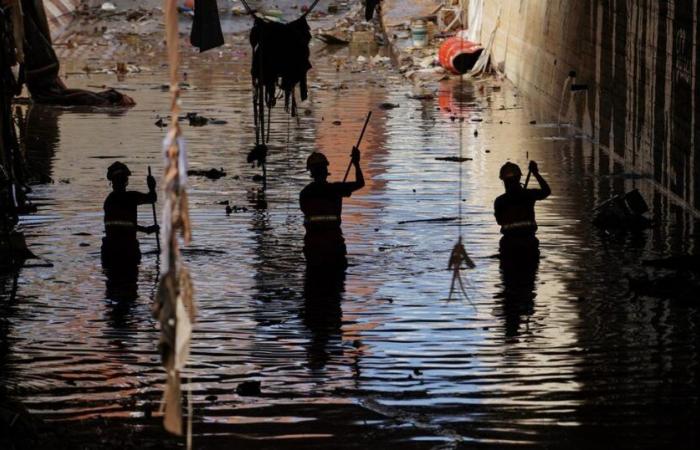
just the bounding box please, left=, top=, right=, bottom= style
left=476, top=0, right=699, bottom=213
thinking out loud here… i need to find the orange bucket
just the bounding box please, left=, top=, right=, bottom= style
left=438, top=38, right=483, bottom=75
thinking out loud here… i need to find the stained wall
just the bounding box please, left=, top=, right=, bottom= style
left=476, top=0, right=699, bottom=212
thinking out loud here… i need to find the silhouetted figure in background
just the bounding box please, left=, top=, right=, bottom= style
left=494, top=161, right=550, bottom=338
left=101, top=162, right=158, bottom=268
left=300, top=147, right=365, bottom=270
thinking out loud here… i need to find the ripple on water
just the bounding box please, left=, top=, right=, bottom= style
left=1, top=18, right=699, bottom=448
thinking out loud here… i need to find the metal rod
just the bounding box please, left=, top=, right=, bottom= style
left=148, top=166, right=161, bottom=252
left=343, top=111, right=372, bottom=182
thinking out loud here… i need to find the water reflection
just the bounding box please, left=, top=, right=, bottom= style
left=103, top=264, right=139, bottom=329
left=495, top=238, right=539, bottom=339
left=24, top=104, right=61, bottom=182
left=1, top=11, right=699, bottom=448
left=302, top=267, right=345, bottom=371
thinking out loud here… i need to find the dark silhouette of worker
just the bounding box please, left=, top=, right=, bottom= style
left=494, top=161, right=550, bottom=338
left=494, top=161, right=551, bottom=254
left=101, top=162, right=158, bottom=267
left=300, top=147, right=365, bottom=269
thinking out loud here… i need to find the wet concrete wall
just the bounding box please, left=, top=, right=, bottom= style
left=476, top=0, right=699, bottom=213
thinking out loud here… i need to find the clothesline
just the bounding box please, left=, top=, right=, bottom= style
left=239, top=0, right=322, bottom=21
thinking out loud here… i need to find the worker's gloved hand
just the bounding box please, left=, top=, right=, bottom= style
left=146, top=224, right=160, bottom=234
left=528, top=160, right=539, bottom=174
left=147, top=174, right=157, bottom=191
left=351, top=146, right=361, bottom=165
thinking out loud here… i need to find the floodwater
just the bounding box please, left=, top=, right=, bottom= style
left=2, top=7, right=699, bottom=450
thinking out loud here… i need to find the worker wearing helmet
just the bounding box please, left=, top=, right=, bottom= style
left=101, top=162, right=158, bottom=266
left=494, top=160, right=551, bottom=248
left=300, top=147, right=365, bottom=269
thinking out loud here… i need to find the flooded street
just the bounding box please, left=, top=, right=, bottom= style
left=1, top=4, right=699, bottom=449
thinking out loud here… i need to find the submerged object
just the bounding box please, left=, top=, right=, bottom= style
left=593, top=189, right=652, bottom=230
left=187, top=168, right=226, bottom=180
left=438, top=38, right=484, bottom=75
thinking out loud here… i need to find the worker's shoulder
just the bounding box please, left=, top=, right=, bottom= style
left=300, top=182, right=316, bottom=196
left=494, top=192, right=508, bottom=205
left=301, top=182, right=344, bottom=196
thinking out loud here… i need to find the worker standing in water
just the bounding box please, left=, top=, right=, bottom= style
left=101, top=162, right=158, bottom=266
left=300, top=147, right=365, bottom=269
left=494, top=160, right=551, bottom=257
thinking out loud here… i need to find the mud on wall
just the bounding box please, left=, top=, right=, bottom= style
left=475, top=0, right=699, bottom=213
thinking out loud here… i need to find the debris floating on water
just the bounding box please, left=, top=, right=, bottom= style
left=187, top=168, right=226, bottom=180
left=236, top=380, right=261, bottom=396
left=435, top=157, right=473, bottom=162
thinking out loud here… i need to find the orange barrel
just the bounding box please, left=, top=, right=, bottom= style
left=438, top=38, right=483, bottom=75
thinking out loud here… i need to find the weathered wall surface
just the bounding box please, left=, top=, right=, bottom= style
left=476, top=0, right=699, bottom=213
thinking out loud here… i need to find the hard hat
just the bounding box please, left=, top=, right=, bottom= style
left=306, top=152, right=329, bottom=170
left=107, top=161, right=131, bottom=181
left=499, top=162, right=522, bottom=180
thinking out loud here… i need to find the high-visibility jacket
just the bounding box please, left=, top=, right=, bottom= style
left=103, top=190, right=155, bottom=241
left=494, top=188, right=548, bottom=237
left=299, top=181, right=353, bottom=265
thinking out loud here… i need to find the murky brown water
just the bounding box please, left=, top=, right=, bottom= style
left=2, top=6, right=699, bottom=449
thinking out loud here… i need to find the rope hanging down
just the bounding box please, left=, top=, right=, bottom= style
left=239, top=0, right=321, bottom=19
left=153, top=0, right=196, bottom=438
left=447, top=38, right=476, bottom=306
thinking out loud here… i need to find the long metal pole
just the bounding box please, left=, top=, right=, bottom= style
left=148, top=166, right=161, bottom=252
left=343, top=111, right=372, bottom=182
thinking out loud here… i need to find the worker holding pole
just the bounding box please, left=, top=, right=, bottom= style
left=101, top=162, right=159, bottom=267
left=494, top=160, right=551, bottom=258
left=299, top=112, right=370, bottom=270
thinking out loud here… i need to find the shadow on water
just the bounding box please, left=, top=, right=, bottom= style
left=302, top=267, right=345, bottom=372
left=495, top=238, right=540, bottom=340
left=103, top=263, right=140, bottom=329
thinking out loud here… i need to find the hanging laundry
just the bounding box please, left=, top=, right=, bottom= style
left=190, top=0, right=224, bottom=53
left=250, top=15, right=312, bottom=140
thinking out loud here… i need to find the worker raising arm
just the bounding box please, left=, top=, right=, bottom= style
left=494, top=160, right=550, bottom=239
left=300, top=147, right=365, bottom=270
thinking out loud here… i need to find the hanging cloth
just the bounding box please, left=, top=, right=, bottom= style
left=250, top=15, right=312, bottom=142
left=153, top=0, right=196, bottom=438
left=190, top=0, right=224, bottom=53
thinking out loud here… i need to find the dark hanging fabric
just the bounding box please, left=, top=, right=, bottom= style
left=190, top=0, right=224, bottom=53
left=250, top=16, right=311, bottom=142
left=0, top=5, right=21, bottom=228
left=365, top=0, right=381, bottom=21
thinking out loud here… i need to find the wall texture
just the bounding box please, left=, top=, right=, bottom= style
left=476, top=0, right=699, bottom=213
